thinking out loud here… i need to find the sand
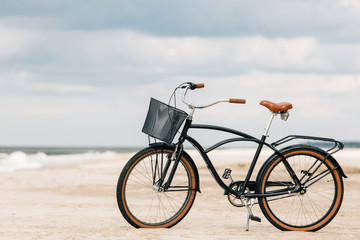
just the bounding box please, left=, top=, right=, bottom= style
left=1, top=149, right=359, bottom=240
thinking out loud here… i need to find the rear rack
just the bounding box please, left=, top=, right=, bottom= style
left=271, top=135, right=344, bottom=155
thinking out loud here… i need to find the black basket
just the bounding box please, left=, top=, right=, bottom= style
left=142, top=98, right=188, bottom=143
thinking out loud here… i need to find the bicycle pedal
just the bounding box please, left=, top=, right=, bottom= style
left=249, top=215, right=261, bottom=222
left=222, top=168, right=232, bottom=179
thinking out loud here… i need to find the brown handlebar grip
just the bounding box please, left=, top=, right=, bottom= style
left=196, top=83, right=205, bottom=89
left=229, top=98, right=246, bottom=104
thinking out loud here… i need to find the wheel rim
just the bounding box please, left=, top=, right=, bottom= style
left=123, top=150, right=193, bottom=226
left=261, top=151, right=340, bottom=230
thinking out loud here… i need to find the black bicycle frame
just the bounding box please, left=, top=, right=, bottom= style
left=163, top=118, right=302, bottom=198
left=161, top=116, right=346, bottom=198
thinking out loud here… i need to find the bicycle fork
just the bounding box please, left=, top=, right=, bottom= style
left=151, top=143, right=183, bottom=192
left=162, top=119, right=192, bottom=191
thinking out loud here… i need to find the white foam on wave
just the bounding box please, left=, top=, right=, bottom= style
left=0, top=151, right=117, bottom=172
left=0, top=152, right=42, bottom=172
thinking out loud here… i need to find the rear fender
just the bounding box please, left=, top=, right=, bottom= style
left=256, top=144, right=347, bottom=188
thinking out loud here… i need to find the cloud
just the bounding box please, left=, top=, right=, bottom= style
left=2, top=0, right=360, bottom=43
left=0, top=4, right=359, bottom=146
left=19, top=81, right=98, bottom=94
left=81, top=31, right=317, bottom=67
left=340, top=0, right=360, bottom=9
left=1, top=69, right=359, bottom=145
left=1, top=25, right=359, bottom=89
left=0, top=24, right=40, bottom=60
left=46, top=30, right=360, bottom=76
left=0, top=69, right=98, bottom=95
left=169, top=72, right=360, bottom=141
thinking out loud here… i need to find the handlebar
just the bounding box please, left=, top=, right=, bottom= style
left=181, top=82, right=205, bottom=90
left=229, top=98, right=246, bottom=104
left=180, top=82, right=246, bottom=109
left=194, top=83, right=205, bottom=89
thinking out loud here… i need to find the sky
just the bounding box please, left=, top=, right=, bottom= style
left=0, top=0, right=359, bottom=147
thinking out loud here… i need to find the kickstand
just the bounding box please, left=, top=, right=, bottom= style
left=245, top=198, right=260, bottom=231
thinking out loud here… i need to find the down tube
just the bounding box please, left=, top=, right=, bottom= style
left=185, top=135, right=239, bottom=197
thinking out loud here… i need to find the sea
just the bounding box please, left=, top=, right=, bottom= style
left=0, top=141, right=359, bottom=172
left=0, top=146, right=140, bottom=172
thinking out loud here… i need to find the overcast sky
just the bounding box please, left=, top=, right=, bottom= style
left=0, top=0, right=359, bottom=147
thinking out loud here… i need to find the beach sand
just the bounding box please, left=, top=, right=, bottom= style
left=1, top=149, right=359, bottom=239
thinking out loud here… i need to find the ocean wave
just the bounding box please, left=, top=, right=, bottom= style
left=0, top=151, right=117, bottom=172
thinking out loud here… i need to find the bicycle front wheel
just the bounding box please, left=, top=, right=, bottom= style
left=258, top=147, right=344, bottom=231
left=116, top=146, right=197, bottom=228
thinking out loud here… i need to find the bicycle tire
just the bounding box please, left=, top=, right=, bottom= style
left=116, top=146, right=197, bottom=228
left=257, top=147, right=344, bottom=231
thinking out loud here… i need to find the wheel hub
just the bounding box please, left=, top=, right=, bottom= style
left=152, top=184, right=159, bottom=191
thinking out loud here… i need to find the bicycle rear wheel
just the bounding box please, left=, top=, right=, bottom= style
left=116, top=146, right=197, bottom=228
left=258, top=147, right=344, bottom=231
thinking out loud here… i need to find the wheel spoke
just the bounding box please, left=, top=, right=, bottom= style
left=117, top=148, right=196, bottom=227
left=259, top=149, right=343, bottom=231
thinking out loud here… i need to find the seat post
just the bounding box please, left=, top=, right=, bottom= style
left=263, top=113, right=277, bottom=137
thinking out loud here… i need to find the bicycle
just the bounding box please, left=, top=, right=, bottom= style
left=116, top=82, right=347, bottom=231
